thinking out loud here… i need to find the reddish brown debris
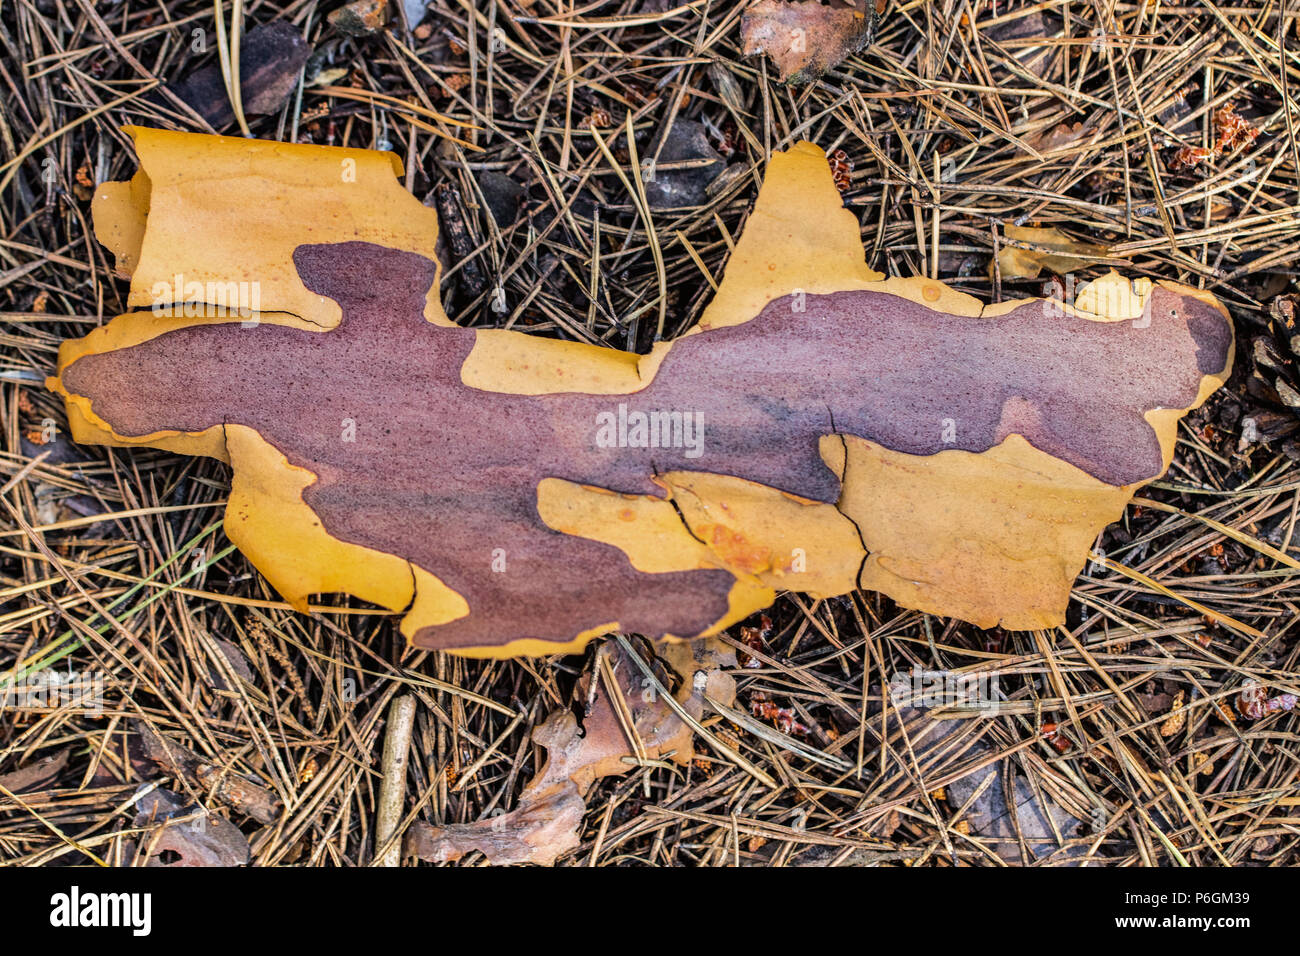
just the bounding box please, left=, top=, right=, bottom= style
left=749, top=690, right=811, bottom=737
left=1171, top=102, right=1260, bottom=169
left=828, top=148, right=853, bottom=192
left=1236, top=680, right=1298, bottom=721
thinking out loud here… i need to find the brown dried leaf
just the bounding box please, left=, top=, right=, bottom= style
left=134, top=721, right=281, bottom=825
left=1026, top=120, right=1087, bottom=153
left=741, top=0, right=877, bottom=84
left=407, top=785, right=586, bottom=866
left=130, top=790, right=251, bottom=867
left=171, top=22, right=310, bottom=128
left=949, top=762, right=1090, bottom=864
left=870, top=705, right=1090, bottom=864
left=0, top=749, right=70, bottom=793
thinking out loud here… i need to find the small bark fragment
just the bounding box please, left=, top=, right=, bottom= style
left=135, top=721, right=281, bottom=825
left=329, top=0, right=389, bottom=36
left=172, top=22, right=310, bottom=128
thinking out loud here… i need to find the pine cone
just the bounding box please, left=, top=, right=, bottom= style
left=1243, top=295, right=1300, bottom=457
left=1250, top=295, right=1300, bottom=410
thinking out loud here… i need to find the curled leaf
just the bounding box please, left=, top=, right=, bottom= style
left=996, top=224, right=1128, bottom=279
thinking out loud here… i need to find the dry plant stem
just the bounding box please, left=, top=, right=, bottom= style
left=375, top=694, right=417, bottom=867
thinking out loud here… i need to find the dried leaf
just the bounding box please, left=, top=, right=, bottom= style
left=982, top=9, right=1064, bottom=82
left=865, top=706, right=1090, bottom=864
left=947, top=761, right=1090, bottom=865
left=407, top=785, right=586, bottom=865
left=1025, top=120, right=1087, bottom=153
left=135, top=721, right=281, bottom=825
left=130, top=790, right=251, bottom=867
left=0, top=749, right=70, bottom=793
left=995, top=224, right=1127, bottom=279
left=741, top=0, right=878, bottom=84
left=172, top=22, right=310, bottom=128
left=642, top=118, right=725, bottom=208
left=886, top=706, right=1090, bottom=863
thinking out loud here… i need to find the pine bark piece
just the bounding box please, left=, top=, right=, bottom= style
left=134, top=721, right=281, bottom=825
left=171, top=22, right=310, bottom=128
left=49, top=130, right=1233, bottom=656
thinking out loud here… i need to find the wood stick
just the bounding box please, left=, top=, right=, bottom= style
left=375, top=694, right=417, bottom=867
